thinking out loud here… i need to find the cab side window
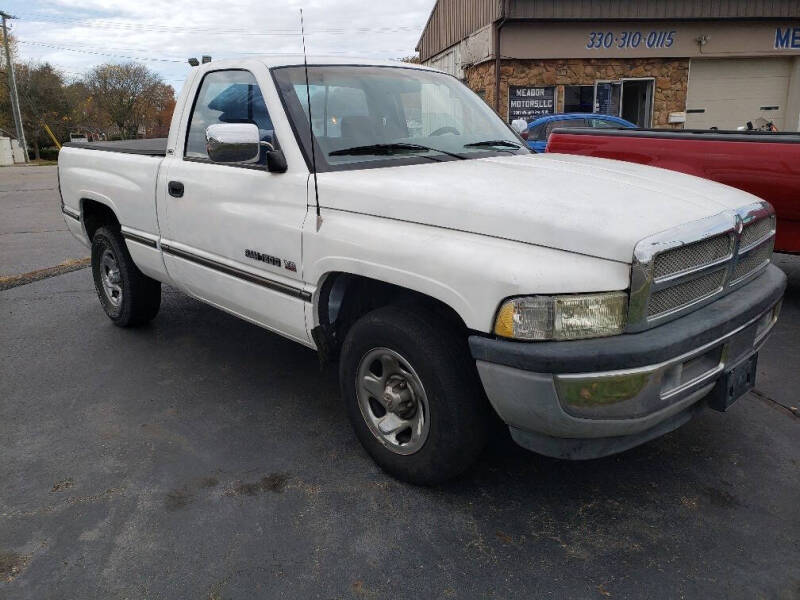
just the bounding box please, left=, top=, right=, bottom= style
left=185, top=70, right=275, bottom=160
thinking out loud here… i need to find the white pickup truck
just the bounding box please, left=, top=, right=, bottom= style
left=59, top=56, right=786, bottom=484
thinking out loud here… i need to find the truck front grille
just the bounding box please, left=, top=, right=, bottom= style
left=732, top=238, right=774, bottom=283
left=652, top=233, right=732, bottom=280
left=647, top=270, right=726, bottom=317
left=740, top=215, right=776, bottom=249
left=629, top=202, right=775, bottom=331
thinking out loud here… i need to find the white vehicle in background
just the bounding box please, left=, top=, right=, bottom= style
left=58, top=56, right=785, bottom=484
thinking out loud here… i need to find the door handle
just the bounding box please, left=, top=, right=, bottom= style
left=168, top=181, right=184, bottom=198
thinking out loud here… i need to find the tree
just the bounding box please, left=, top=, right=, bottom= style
left=83, top=62, right=166, bottom=139
left=141, top=82, right=175, bottom=138
left=66, top=79, right=108, bottom=140
left=6, top=63, right=71, bottom=159
left=0, top=54, right=175, bottom=157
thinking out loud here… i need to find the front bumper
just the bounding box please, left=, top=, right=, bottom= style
left=469, top=265, right=786, bottom=459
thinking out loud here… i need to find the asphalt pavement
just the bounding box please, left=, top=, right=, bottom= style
left=1, top=166, right=798, bottom=599
left=0, top=165, right=87, bottom=278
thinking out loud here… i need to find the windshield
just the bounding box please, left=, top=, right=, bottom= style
left=272, top=65, right=528, bottom=171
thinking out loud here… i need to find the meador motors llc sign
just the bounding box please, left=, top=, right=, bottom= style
left=508, top=86, right=556, bottom=122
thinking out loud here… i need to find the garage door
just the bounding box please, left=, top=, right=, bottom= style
left=686, top=58, right=792, bottom=130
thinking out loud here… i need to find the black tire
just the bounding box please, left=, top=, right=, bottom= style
left=91, top=226, right=161, bottom=327
left=339, top=305, right=489, bottom=485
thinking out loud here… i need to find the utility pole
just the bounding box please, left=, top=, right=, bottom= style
left=1, top=11, right=28, bottom=162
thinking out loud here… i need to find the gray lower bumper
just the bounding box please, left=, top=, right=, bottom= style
left=472, top=267, right=786, bottom=459
left=508, top=401, right=706, bottom=460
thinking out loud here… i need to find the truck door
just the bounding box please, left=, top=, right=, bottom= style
left=160, top=68, right=311, bottom=345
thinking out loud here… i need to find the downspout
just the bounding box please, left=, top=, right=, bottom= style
left=493, top=0, right=507, bottom=115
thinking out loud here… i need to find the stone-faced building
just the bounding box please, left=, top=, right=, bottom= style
left=416, top=0, right=800, bottom=130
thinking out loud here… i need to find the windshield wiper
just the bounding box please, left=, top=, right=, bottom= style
left=463, top=140, right=523, bottom=150
left=329, top=143, right=465, bottom=160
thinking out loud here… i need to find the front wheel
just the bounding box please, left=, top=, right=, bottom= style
left=339, top=305, right=489, bottom=485
left=91, top=226, right=161, bottom=327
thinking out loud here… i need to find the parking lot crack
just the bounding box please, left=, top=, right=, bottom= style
left=1, top=229, right=68, bottom=235
left=751, top=388, right=799, bottom=419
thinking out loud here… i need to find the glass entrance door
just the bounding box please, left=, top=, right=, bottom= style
left=620, top=79, right=653, bottom=127
left=594, top=79, right=654, bottom=127
left=593, top=81, right=622, bottom=117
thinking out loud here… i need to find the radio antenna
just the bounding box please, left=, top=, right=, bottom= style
left=300, top=9, right=321, bottom=228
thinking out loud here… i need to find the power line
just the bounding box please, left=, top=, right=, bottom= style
left=18, top=40, right=185, bottom=63
left=17, top=12, right=299, bottom=33
left=14, top=13, right=422, bottom=36
left=11, top=14, right=424, bottom=69
left=20, top=38, right=187, bottom=57
left=18, top=39, right=415, bottom=62
left=6, top=62, right=184, bottom=86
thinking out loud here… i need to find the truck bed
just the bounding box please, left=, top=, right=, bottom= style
left=548, top=128, right=800, bottom=144
left=546, top=128, right=800, bottom=253
left=64, top=138, right=167, bottom=156
left=59, top=142, right=165, bottom=242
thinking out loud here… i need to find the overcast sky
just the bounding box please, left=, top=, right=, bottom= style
left=4, top=0, right=435, bottom=92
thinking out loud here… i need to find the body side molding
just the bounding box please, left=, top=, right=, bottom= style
left=160, top=243, right=312, bottom=302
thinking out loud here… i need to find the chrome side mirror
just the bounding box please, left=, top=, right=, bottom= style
left=205, top=123, right=260, bottom=164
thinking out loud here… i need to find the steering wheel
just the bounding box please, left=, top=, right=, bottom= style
left=429, top=126, right=460, bottom=136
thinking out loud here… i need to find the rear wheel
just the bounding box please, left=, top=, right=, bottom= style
left=340, top=305, right=489, bottom=485
left=91, top=226, right=161, bottom=327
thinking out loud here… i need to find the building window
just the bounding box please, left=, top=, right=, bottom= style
left=563, top=85, right=594, bottom=113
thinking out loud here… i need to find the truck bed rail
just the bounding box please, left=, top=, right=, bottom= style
left=549, top=128, right=800, bottom=144
left=64, top=138, right=167, bottom=156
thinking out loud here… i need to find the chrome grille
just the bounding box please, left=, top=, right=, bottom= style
left=647, top=270, right=726, bottom=317
left=653, top=234, right=732, bottom=279
left=732, top=239, right=774, bottom=282
left=740, top=215, right=775, bottom=249
left=629, top=202, right=775, bottom=331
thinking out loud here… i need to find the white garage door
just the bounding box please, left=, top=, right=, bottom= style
left=686, top=58, right=792, bottom=130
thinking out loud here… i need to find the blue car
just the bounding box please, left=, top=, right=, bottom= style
left=525, top=113, right=636, bottom=153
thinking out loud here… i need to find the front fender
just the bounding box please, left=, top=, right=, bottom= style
left=312, top=256, right=473, bottom=329
left=305, top=210, right=631, bottom=333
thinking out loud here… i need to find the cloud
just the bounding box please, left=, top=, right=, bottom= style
left=7, top=0, right=434, bottom=90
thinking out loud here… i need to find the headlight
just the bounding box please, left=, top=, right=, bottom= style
left=494, top=292, right=628, bottom=341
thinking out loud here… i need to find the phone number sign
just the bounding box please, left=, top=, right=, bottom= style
left=586, top=30, right=676, bottom=50
left=508, top=86, right=555, bottom=123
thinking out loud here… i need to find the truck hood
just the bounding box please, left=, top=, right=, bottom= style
left=317, top=153, right=763, bottom=263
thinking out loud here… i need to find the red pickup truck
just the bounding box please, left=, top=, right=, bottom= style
left=546, top=129, right=800, bottom=254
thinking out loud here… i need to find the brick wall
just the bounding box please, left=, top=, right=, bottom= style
left=465, top=58, right=689, bottom=128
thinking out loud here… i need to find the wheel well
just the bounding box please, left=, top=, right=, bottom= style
left=81, top=199, right=120, bottom=242
left=313, top=273, right=468, bottom=363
